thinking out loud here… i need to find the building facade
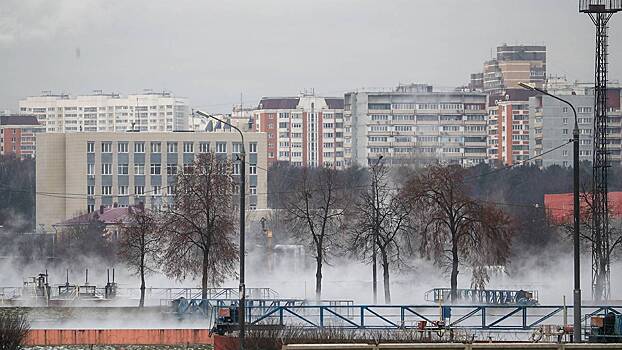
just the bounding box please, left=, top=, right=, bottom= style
left=344, top=85, right=488, bottom=167
left=483, top=44, right=546, bottom=95
left=529, top=89, right=622, bottom=168
left=19, top=91, right=189, bottom=133
left=486, top=90, right=535, bottom=165
left=0, top=115, right=42, bottom=158
left=253, top=94, right=345, bottom=168
left=36, top=131, right=268, bottom=231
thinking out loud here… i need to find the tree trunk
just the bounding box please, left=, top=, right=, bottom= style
left=139, top=257, right=145, bottom=308
left=450, top=238, right=459, bottom=302
left=201, top=249, right=209, bottom=299
left=380, top=248, right=391, bottom=304
left=315, top=253, right=322, bottom=301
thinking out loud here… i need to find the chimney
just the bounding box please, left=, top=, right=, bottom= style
left=99, top=205, right=105, bottom=214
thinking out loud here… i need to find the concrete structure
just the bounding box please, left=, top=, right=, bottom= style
left=0, top=115, right=42, bottom=158
left=36, top=131, right=267, bottom=231
left=19, top=91, right=189, bottom=133
left=253, top=94, right=345, bottom=168
left=529, top=83, right=622, bottom=168
left=344, top=84, right=488, bottom=167
left=483, top=44, right=547, bottom=95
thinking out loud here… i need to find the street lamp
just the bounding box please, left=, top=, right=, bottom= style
left=370, top=155, right=383, bottom=304
left=195, top=110, right=247, bottom=350
left=519, top=82, right=581, bottom=342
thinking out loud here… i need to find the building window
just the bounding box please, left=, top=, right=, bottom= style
left=87, top=186, right=94, bottom=196
left=249, top=164, right=257, bottom=175
left=101, top=142, right=112, bottom=153
left=562, top=129, right=569, bottom=135
left=216, top=142, right=227, bottom=153
left=152, top=186, right=161, bottom=196
left=249, top=142, right=257, bottom=153
left=151, top=142, right=161, bottom=153
left=118, top=164, right=129, bottom=175
left=183, top=142, right=194, bottom=153
left=167, top=142, right=178, bottom=153
left=232, top=143, right=241, bottom=154
left=119, top=186, right=128, bottom=196
left=150, top=163, right=161, bottom=175
left=87, top=204, right=95, bottom=213
left=87, top=142, right=94, bottom=153
left=183, top=163, right=194, bottom=173
left=167, top=164, right=178, bottom=176
left=134, top=142, right=145, bottom=153
left=135, top=185, right=145, bottom=195
left=134, top=163, right=145, bottom=175
left=101, top=163, right=112, bottom=175
left=562, top=150, right=568, bottom=157
left=199, top=142, right=209, bottom=153
left=233, top=163, right=240, bottom=175
left=118, top=142, right=128, bottom=153
left=87, top=164, right=95, bottom=176
left=249, top=185, right=257, bottom=195
left=101, top=186, right=113, bottom=195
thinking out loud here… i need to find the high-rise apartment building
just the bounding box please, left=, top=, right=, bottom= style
left=486, top=89, right=536, bottom=165
left=36, top=131, right=267, bottom=231
left=0, top=115, right=42, bottom=158
left=483, top=44, right=546, bottom=94
left=19, top=91, right=189, bottom=133
left=529, top=81, right=622, bottom=168
left=253, top=94, right=345, bottom=168
left=344, top=84, right=488, bottom=167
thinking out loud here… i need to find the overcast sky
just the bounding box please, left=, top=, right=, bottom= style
left=1, top=0, right=621, bottom=113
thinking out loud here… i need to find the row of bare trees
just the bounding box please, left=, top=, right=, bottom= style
left=282, top=162, right=514, bottom=303
left=118, top=153, right=239, bottom=307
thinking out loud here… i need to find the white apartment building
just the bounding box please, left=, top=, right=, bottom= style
left=19, top=91, right=189, bottom=133
left=253, top=94, right=345, bottom=168
left=344, top=84, right=488, bottom=167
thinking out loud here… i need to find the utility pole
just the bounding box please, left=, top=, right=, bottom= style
left=370, top=155, right=383, bottom=304
left=195, top=110, right=246, bottom=350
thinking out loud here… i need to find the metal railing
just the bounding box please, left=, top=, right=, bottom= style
left=246, top=304, right=621, bottom=331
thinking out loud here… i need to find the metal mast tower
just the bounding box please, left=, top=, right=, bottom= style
left=579, top=0, right=621, bottom=301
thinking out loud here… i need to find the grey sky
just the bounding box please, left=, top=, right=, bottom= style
left=1, top=0, right=621, bottom=113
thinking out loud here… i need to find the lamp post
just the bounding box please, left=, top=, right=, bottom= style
left=519, top=82, right=581, bottom=342
left=370, top=155, right=383, bottom=304
left=195, top=110, right=247, bottom=350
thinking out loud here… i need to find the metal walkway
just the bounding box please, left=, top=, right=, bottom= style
left=243, top=304, right=621, bottom=330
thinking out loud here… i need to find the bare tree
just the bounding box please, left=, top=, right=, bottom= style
left=560, top=185, right=622, bottom=300
left=160, top=153, right=239, bottom=299
left=404, top=165, right=513, bottom=301
left=285, top=167, right=349, bottom=300
left=348, top=161, right=413, bottom=303
left=118, top=205, right=161, bottom=307
left=0, top=310, right=30, bottom=350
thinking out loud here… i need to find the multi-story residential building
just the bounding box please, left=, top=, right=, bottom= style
left=253, top=94, right=345, bottom=168
left=19, top=91, right=189, bottom=133
left=483, top=44, right=546, bottom=95
left=486, top=89, right=536, bottom=165
left=529, top=87, right=622, bottom=168
left=36, top=131, right=267, bottom=231
left=0, top=115, right=42, bottom=158
left=344, top=84, right=488, bottom=167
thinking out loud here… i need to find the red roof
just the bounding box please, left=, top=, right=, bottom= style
left=544, top=192, right=622, bottom=225
left=54, top=206, right=138, bottom=226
